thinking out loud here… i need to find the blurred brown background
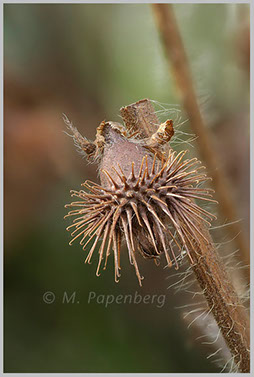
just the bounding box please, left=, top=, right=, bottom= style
left=4, top=3, right=249, bottom=373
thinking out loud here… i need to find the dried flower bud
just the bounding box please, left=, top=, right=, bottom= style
left=65, top=117, right=216, bottom=286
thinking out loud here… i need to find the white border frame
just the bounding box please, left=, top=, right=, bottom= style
left=1, top=1, right=252, bottom=376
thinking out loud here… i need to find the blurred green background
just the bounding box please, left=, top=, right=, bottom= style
left=4, top=3, right=249, bottom=373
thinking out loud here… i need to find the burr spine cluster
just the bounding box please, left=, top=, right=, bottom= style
left=65, top=143, right=216, bottom=286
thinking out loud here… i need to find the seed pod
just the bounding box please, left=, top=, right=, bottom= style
left=65, top=119, right=216, bottom=286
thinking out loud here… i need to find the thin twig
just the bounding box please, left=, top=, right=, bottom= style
left=151, top=4, right=250, bottom=280
left=120, top=99, right=250, bottom=373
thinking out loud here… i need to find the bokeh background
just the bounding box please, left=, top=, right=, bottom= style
left=4, top=3, right=249, bottom=373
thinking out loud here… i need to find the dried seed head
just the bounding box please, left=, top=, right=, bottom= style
left=65, top=120, right=216, bottom=286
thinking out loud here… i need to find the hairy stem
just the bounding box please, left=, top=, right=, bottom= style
left=121, top=98, right=250, bottom=373
left=151, top=4, right=250, bottom=279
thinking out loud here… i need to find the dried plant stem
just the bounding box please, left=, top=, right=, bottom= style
left=151, top=4, right=250, bottom=278
left=121, top=99, right=250, bottom=373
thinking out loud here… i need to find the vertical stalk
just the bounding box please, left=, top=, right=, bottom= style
left=121, top=98, right=250, bottom=373
left=151, top=4, right=250, bottom=277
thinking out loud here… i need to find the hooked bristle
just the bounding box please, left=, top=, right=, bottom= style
left=65, top=150, right=217, bottom=286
